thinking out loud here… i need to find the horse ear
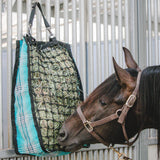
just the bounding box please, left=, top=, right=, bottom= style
left=112, top=57, right=134, bottom=86
left=123, top=47, right=140, bottom=71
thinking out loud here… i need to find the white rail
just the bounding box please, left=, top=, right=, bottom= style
left=0, top=0, right=3, bottom=150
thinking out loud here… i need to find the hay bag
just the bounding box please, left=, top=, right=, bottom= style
left=11, top=2, right=83, bottom=156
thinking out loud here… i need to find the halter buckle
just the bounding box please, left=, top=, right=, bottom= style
left=125, top=94, right=136, bottom=108
left=83, top=120, right=93, bottom=132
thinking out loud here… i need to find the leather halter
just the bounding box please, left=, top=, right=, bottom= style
left=77, top=71, right=142, bottom=147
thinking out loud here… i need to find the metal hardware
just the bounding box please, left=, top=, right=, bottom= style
left=83, top=120, right=93, bottom=132
left=116, top=109, right=122, bottom=117
left=46, top=27, right=54, bottom=38
left=125, top=94, right=136, bottom=108
left=27, top=24, right=32, bottom=35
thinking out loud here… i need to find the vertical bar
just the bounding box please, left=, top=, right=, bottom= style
left=64, top=0, right=69, bottom=42
left=89, top=150, right=93, bottom=160
left=124, top=147, right=128, bottom=158
left=0, top=0, right=3, bottom=150
left=111, top=0, right=116, bottom=60
left=99, top=150, right=103, bottom=160
left=125, top=0, right=129, bottom=48
left=17, top=0, right=22, bottom=39
left=104, top=0, right=109, bottom=78
left=77, top=152, right=81, bottom=160
left=148, top=0, right=152, bottom=65
left=104, top=149, right=109, bottom=160
left=45, top=0, right=51, bottom=40
left=7, top=0, right=12, bottom=148
left=27, top=0, right=31, bottom=23
left=129, top=147, right=132, bottom=159
left=72, top=0, right=77, bottom=61
left=88, top=0, right=93, bottom=94
left=93, top=150, right=98, bottom=160
left=82, top=151, right=86, bottom=160
left=129, top=0, right=138, bottom=61
left=96, top=0, right=101, bottom=84
left=80, top=0, right=87, bottom=98
left=154, top=0, right=159, bottom=65
left=137, top=0, right=147, bottom=69
left=36, top=0, right=42, bottom=40
left=71, top=153, right=76, bottom=160
left=55, top=0, right=60, bottom=40
left=109, top=149, right=113, bottom=160
left=118, top=0, right=123, bottom=66
left=26, top=0, right=31, bottom=36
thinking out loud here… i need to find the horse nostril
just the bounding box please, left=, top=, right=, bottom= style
left=58, top=127, right=68, bottom=142
left=59, top=132, right=65, bottom=138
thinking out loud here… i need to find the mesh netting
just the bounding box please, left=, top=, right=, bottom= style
left=28, top=39, right=83, bottom=152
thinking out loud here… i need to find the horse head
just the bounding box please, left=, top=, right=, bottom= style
left=58, top=48, right=158, bottom=152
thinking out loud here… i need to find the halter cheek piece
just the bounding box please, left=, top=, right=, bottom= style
left=77, top=71, right=141, bottom=160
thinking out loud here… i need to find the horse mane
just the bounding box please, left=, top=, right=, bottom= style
left=139, top=65, right=160, bottom=152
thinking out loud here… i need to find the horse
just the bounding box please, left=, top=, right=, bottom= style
left=58, top=47, right=160, bottom=156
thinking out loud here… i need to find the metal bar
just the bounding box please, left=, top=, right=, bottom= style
left=137, top=0, right=147, bottom=69
left=114, top=148, right=118, bottom=159
left=7, top=0, right=13, bottom=148
left=79, top=0, right=87, bottom=98
left=64, top=0, right=69, bottom=42
left=129, top=147, right=132, bottom=158
left=71, top=153, right=75, bottom=160
left=77, top=152, right=81, bottom=160
left=109, top=149, right=113, bottom=160
left=125, top=0, right=129, bottom=48
left=118, top=0, right=123, bottom=66
left=45, top=0, right=51, bottom=40
left=129, top=0, right=138, bottom=61
left=103, top=0, right=109, bottom=78
left=55, top=0, right=60, bottom=40
left=93, top=150, right=98, bottom=160
left=96, top=0, right=101, bottom=84
left=17, top=0, right=22, bottom=39
left=26, top=0, right=31, bottom=22
left=26, top=0, right=31, bottom=34
left=72, top=0, right=77, bottom=62
left=88, top=150, right=93, bottom=160
left=99, top=150, right=103, bottom=159
left=148, top=0, right=152, bottom=65
left=88, top=0, right=93, bottom=94
left=104, top=149, right=108, bottom=160
left=36, top=0, right=42, bottom=40
left=0, top=0, right=3, bottom=150
left=111, top=0, right=116, bottom=61
left=71, top=2, right=78, bottom=62
left=154, top=0, right=159, bottom=65
left=82, top=151, right=86, bottom=160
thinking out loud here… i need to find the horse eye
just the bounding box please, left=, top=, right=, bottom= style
left=99, top=99, right=107, bottom=106
left=115, top=100, right=124, bottom=105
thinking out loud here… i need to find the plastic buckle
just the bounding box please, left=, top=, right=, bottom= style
left=83, top=120, right=93, bottom=132
left=125, top=94, right=136, bottom=108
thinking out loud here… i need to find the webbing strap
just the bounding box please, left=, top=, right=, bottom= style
left=28, top=2, right=53, bottom=37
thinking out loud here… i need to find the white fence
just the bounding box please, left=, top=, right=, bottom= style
left=0, top=0, right=160, bottom=159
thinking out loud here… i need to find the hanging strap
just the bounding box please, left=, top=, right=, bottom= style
left=28, top=2, right=54, bottom=38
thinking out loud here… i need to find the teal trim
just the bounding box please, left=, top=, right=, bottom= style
left=14, top=38, right=44, bottom=155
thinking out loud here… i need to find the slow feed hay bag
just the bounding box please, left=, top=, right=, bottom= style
left=11, top=2, right=83, bottom=156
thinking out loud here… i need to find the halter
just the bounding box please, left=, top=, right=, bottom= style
left=77, top=71, right=141, bottom=160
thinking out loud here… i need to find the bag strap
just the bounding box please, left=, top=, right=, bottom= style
left=28, top=2, right=54, bottom=38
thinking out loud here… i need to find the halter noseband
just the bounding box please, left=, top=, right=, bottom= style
left=77, top=71, right=141, bottom=159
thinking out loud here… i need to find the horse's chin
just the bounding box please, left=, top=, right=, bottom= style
left=62, top=143, right=83, bottom=152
